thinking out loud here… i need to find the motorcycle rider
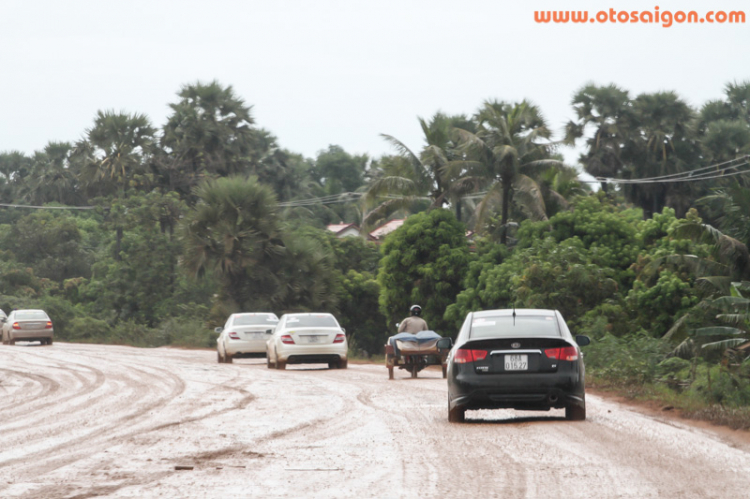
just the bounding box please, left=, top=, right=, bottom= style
left=398, top=304, right=429, bottom=333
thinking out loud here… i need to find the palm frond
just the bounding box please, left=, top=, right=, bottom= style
left=701, top=338, right=749, bottom=352
left=512, top=175, right=547, bottom=221
left=693, top=326, right=746, bottom=337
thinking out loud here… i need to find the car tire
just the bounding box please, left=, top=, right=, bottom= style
left=565, top=400, right=586, bottom=421
left=225, top=354, right=233, bottom=364
left=217, top=351, right=224, bottom=363
left=47, top=338, right=53, bottom=346
left=267, top=356, right=275, bottom=369
left=328, top=362, right=337, bottom=369
left=448, top=401, right=465, bottom=423
left=9, top=339, right=15, bottom=346
left=339, top=359, right=348, bottom=369
left=276, top=361, right=286, bottom=370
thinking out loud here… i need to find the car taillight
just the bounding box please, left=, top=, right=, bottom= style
left=333, top=334, right=346, bottom=343
left=453, top=349, right=488, bottom=364
left=12, top=322, right=20, bottom=330
left=281, top=335, right=295, bottom=344
left=544, top=346, right=578, bottom=361
left=228, top=332, right=240, bottom=340
left=45, top=321, right=53, bottom=329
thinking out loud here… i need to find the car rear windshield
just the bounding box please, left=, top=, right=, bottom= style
left=233, top=314, right=278, bottom=326
left=15, top=311, right=48, bottom=320
left=286, top=315, right=338, bottom=328
left=469, top=315, right=560, bottom=338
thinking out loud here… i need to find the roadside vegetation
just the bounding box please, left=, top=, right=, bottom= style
left=2, top=80, right=750, bottom=428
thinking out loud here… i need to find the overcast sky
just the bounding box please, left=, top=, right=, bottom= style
left=2, top=0, right=749, bottom=167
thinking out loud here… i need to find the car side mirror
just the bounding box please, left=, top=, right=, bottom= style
left=575, top=335, right=591, bottom=346
left=341, top=327, right=346, bottom=334
left=436, top=337, right=453, bottom=350
left=214, top=327, right=222, bottom=333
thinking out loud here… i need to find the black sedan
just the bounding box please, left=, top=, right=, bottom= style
left=438, top=309, right=590, bottom=423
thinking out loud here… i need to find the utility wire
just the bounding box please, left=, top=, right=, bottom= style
left=591, top=161, right=750, bottom=185
left=0, top=203, right=96, bottom=210
left=597, top=155, right=749, bottom=183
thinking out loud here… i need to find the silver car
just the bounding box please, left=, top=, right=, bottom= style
left=2, top=309, right=54, bottom=345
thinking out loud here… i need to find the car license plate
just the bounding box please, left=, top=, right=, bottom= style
left=505, top=354, right=528, bottom=370
left=307, top=335, right=320, bottom=344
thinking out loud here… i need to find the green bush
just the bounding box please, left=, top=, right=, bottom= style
left=66, top=316, right=112, bottom=342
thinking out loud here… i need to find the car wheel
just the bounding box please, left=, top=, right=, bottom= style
left=442, top=365, right=447, bottom=378
left=411, top=365, right=418, bottom=378
left=448, top=400, right=465, bottom=423
left=267, top=356, right=275, bottom=369
left=217, top=351, right=224, bottom=363
left=9, top=339, right=15, bottom=346
left=565, top=400, right=586, bottom=421
left=276, top=361, right=286, bottom=370
left=328, top=362, right=337, bottom=369
left=225, top=354, right=233, bottom=364
left=339, top=359, right=348, bottom=369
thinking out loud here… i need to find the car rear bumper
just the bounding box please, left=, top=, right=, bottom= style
left=226, top=340, right=267, bottom=356
left=10, top=331, right=53, bottom=341
left=449, top=368, right=585, bottom=411
left=277, top=343, right=347, bottom=364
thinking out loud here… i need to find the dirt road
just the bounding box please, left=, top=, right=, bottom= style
left=1, top=343, right=749, bottom=498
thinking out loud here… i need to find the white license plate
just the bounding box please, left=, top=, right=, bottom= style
left=504, top=354, right=528, bottom=370
left=249, top=333, right=264, bottom=339
left=306, top=335, right=321, bottom=344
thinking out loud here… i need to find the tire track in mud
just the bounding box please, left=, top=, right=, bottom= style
left=0, top=368, right=61, bottom=410
left=4, top=346, right=750, bottom=499
left=0, top=351, right=188, bottom=484
left=8, top=367, right=262, bottom=499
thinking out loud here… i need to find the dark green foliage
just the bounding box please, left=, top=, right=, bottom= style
left=337, top=270, right=386, bottom=355
left=0, top=210, right=93, bottom=282
left=584, top=333, right=670, bottom=385
left=377, top=209, right=470, bottom=335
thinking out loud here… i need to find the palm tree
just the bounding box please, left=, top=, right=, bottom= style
left=564, top=83, right=635, bottom=192
left=160, top=81, right=256, bottom=198
left=448, top=100, right=560, bottom=244
left=363, top=112, right=471, bottom=229
left=621, top=91, right=700, bottom=218
left=73, top=110, right=157, bottom=198
left=24, top=142, right=80, bottom=205
left=181, top=176, right=285, bottom=309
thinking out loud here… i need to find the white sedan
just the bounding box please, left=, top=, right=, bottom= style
left=266, top=313, right=348, bottom=370
left=216, top=312, right=279, bottom=363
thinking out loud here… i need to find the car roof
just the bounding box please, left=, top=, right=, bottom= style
left=232, top=312, right=277, bottom=317
left=14, top=309, right=47, bottom=314
left=284, top=312, right=334, bottom=317
left=472, top=309, right=556, bottom=318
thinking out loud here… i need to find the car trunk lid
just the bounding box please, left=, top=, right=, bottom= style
left=458, top=337, right=575, bottom=374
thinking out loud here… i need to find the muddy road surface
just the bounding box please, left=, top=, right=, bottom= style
left=1, top=343, right=749, bottom=498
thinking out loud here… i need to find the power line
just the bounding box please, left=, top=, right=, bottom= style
left=0, top=203, right=96, bottom=210
left=591, top=161, right=750, bottom=185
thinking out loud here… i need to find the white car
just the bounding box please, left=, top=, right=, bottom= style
left=266, top=313, right=348, bottom=370
left=216, top=312, right=279, bottom=363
